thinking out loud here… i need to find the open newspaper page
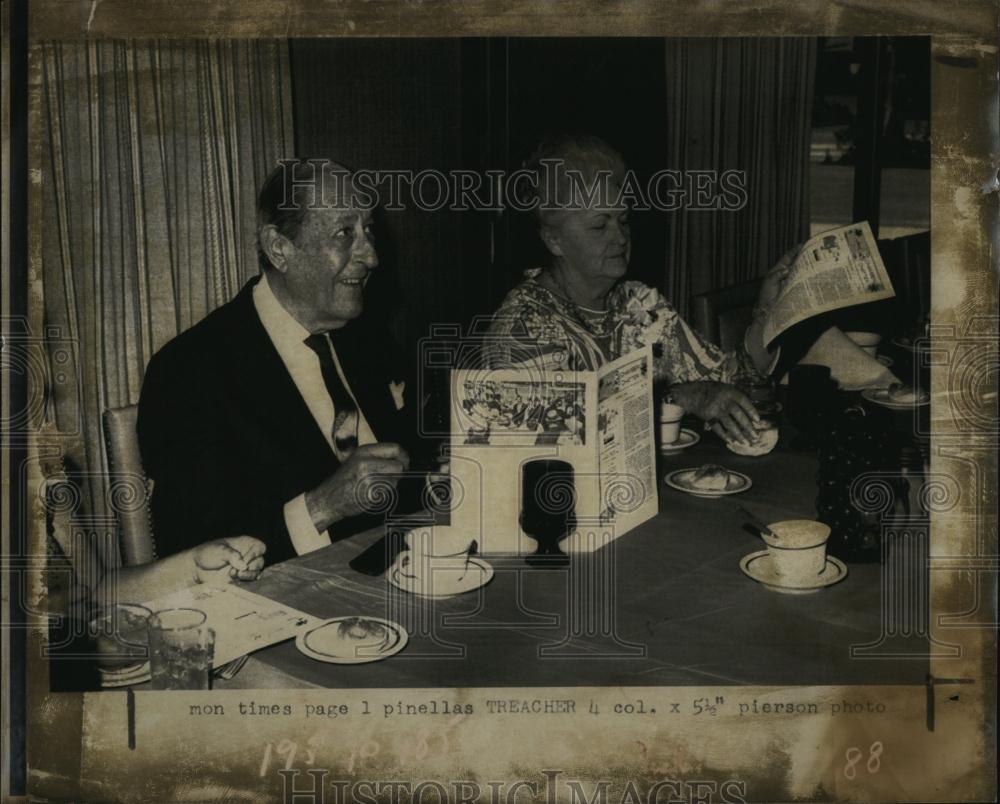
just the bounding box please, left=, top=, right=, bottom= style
left=595, top=345, right=658, bottom=538
left=762, top=221, right=895, bottom=347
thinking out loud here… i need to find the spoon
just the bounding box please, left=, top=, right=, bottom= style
left=458, top=539, right=478, bottom=582
left=736, top=505, right=778, bottom=540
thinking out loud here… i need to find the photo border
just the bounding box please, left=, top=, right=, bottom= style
left=3, top=2, right=996, bottom=801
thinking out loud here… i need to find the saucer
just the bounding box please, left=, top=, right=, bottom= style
left=891, top=336, right=927, bottom=353
left=664, top=468, right=752, bottom=498
left=296, top=616, right=408, bottom=664
left=99, top=661, right=151, bottom=688
left=876, top=355, right=894, bottom=368
left=861, top=387, right=929, bottom=409
left=739, top=550, right=848, bottom=594
left=658, top=428, right=701, bottom=454
left=388, top=557, right=494, bottom=599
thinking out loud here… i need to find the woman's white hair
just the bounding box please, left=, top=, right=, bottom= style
left=519, top=133, right=628, bottom=226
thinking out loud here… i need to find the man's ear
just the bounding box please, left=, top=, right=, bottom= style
left=539, top=224, right=563, bottom=258
left=259, top=224, right=293, bottom=273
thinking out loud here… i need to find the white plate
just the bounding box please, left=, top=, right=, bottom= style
left=664, top=468, right=752, bottom=498
left=658, top=427, right=701, bottom=454
left=295, top=616, right=408, bottom=664
left=861, top=388, right=929, bottom=409
left=740, top=550, right=848, bottom=594
left=388, top=557, right=494, bottom=599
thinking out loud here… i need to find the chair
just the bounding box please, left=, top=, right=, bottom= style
left=690, top=278, right=760, bottom=352
left=101, top=405, right=157, bottom=566
left=881, top=230, right=930, bottom=322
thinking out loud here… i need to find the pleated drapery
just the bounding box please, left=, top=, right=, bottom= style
left=663, top=38, right=816, bottom=317
left=40, top=40, right=294, bottom=564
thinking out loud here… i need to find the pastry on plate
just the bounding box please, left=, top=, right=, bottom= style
left=335, top=617, right=391, bottom=650
left=689, top=464, right=730, bottom=491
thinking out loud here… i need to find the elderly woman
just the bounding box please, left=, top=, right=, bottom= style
left=486, top=133, right=792, bottom=446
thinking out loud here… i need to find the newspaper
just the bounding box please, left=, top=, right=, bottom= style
left=595, top=348, right=659, bottom=535
left=762, top=221, right=895, bottom=347
left=449, top=345, right=658, bottom=553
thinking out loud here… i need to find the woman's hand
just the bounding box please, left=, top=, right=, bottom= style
left=192, top=536, right=267, bottom=585
left=743, top=246, right=798, bottom=374
left=670, top=381, right=761, bottom=445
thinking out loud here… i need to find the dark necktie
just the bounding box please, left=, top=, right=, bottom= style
left=304, top=332, right=360, bottom=461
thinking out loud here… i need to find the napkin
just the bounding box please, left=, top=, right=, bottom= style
left=780, top=326, right=900, bottom=391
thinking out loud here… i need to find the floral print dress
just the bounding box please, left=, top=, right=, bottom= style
left=485, top=269, right=763, bottom=386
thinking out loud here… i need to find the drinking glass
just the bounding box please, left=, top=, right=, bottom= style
left=520, top=459, right=576, bottom=566
left=92, top=603, right=152, bottom=673
left=147, top=608, right=215, bottom=690
left=740, top=377, right=776, bottom=406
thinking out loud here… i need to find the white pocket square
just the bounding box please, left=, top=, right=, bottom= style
left=389, top=380, right=406, bottom=410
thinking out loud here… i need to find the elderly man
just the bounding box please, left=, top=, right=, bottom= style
left=138, top=159, right=418, bottom=563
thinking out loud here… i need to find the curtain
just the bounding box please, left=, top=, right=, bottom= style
left=664, top=38, right=816, bottom=318
left=40, top=40, right=294, bottom=566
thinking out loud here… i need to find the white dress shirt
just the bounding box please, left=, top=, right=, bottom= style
left=253, top=274, right=378, bottom=555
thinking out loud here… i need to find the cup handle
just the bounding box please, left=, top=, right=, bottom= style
left=396, top=551, right=419, bottom=579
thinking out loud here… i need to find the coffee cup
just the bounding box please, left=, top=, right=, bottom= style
left=402, top=525, right=475, bottom=578
left=658, top=402, right=685, bottom=444
left=845, top=331, right=882, bottom=357
left=761, top=520, right=831, bottom=581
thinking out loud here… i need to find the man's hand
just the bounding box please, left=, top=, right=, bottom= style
left=755, top=246, right=798, bottom=313
left=425, top=461, right=451, bottom=509
left=670, top=382, right=761, bottom=445
left=192, top=535, right=267, bottom=585
left=305, top=443, right=410, bottom=533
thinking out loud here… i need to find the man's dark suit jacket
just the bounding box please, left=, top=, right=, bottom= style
left=137, top=277, right=422, bottom=564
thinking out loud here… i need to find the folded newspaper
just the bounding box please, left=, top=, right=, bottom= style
left=762, top=221, right=895, bottom=348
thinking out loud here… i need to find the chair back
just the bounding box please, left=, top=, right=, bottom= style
left=101, top=405, right=156, bottom=566
left=690, top=278, right=761, bottom=351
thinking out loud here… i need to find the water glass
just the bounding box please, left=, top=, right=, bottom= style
left=148, top=608, right=215, bottom=690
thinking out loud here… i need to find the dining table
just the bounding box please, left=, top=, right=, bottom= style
left=216, top=428, right=930, bottom=690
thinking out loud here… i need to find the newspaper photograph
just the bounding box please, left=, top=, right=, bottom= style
left=456, top=376, right=587, bottom=446
left=762, top=221, right=896, bottom=347
left=2, top=4, right=997, bottom=804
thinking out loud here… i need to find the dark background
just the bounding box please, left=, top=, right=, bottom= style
left=290, top=36, right=930, bottom=364
left=291, top=38, right=671, bottom=356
